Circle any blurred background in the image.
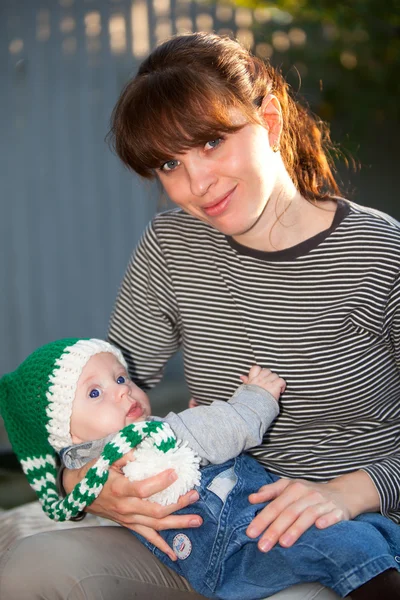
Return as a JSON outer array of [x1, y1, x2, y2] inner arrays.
[[0, 0, 399, 506]]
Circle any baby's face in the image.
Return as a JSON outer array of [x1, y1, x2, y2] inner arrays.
[[70, 353, 151, 444]]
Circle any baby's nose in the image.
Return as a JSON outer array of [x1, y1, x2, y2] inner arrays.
[[115, 382, 130, 400]]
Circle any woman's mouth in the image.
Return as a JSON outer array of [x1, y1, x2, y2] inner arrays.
[[126, 402, 144, 420], [203, 186, 237, 217]]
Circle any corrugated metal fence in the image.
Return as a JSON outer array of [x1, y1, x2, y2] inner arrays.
[[0, 0, 271, 445], [0, 0, 264, 376]]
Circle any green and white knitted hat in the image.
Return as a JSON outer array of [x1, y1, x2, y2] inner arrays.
[[0, 338, 198, 521]]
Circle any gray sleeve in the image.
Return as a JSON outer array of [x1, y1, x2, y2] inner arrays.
[[61, 434, 116, 469], [163, 384, 279, 465]]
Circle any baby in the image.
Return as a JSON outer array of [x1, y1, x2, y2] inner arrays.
[[1, 338, 399, 600], [61, 344, 283, 507], [0, 338, 282, 519]]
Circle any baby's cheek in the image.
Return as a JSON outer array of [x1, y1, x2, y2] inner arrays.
[[94, 412, 120, 437]]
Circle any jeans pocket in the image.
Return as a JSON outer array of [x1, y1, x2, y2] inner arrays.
[[207, 466, 238, 503]]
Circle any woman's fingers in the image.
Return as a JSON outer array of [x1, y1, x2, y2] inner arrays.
[[90, 476, 202, 525], [67, 453, 204, 538], [130, 524, 177, 561], [108, 489, 201, 521], [114, 467, 179, 500], [87, 467, 201, 522], [277, 501, 342, 549], [257, 496, 334, 551], [315, 508, 344, 529], [248, 478, 291, 506], [94, 496, 203, 530], [127, 509, 203, 532], [247, 478, 350, 552], [246, 479, 292, 538], [112, 449, 137, 472], [247, 479, 307, 538]]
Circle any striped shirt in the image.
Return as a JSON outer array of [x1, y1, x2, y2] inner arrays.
[[108, 199, 400, 523]]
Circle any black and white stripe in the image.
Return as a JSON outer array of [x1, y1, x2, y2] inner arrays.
[[108, 200, 400, 522]]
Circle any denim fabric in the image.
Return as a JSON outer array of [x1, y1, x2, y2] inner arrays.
[[133, 454, 400, 599]]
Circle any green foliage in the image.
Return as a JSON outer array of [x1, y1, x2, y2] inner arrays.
[[235, 0, 400, 140]]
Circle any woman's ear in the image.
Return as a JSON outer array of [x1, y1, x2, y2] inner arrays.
[[260, 94, 283, 151]]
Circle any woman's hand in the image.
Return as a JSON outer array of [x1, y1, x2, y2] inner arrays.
[[63, 451, 202, 561], [246, 470, 380, 552]]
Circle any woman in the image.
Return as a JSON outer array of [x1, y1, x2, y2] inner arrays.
[[1, 32, 399, 600]]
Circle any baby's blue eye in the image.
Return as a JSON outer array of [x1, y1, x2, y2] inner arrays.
[[116, 376, 126, 384], [89, 388, 100, 399]]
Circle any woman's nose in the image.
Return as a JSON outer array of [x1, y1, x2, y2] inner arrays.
[[187, 158, 216, 197]]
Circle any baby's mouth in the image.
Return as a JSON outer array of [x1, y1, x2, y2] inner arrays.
[[126, 401, 144, 419]]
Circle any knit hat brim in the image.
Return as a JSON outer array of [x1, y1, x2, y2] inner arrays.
[[46, 339, 127, 451]]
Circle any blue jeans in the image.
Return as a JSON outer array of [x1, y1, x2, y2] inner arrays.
[[134, 455, 400, 599]]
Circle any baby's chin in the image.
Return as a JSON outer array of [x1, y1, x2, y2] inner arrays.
[[125, 415, 147, 424]]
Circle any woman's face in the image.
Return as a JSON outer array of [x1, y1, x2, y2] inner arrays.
[[156, 116, 283, 242]]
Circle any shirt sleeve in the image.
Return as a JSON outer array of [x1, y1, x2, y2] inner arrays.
[[163, 384, 279, 465], [362, 273, 400, 520], [108, 218, 181, 390]]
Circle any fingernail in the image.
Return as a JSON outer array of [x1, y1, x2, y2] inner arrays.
[[280, 534, 292, 547], [189, 491, 199, 502], [259, 539, 272, 552], [168, 470, 177, 482], [246, 527, 257, 538], [189, 518, 202, 527]]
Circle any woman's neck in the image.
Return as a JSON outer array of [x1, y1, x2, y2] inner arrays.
[[232, 184, 338, 253]]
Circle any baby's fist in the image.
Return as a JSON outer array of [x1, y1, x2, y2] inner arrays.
[[240, 365, 285, 402]]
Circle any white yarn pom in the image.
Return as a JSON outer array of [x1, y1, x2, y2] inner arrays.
[[123, 437, 201, 506]]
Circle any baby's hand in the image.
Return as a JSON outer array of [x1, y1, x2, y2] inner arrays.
[[240, 365, 286, 402]]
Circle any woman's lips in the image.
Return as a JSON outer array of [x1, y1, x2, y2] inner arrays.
[[126, 402, 144, 420], [203, 186, 237, 217]]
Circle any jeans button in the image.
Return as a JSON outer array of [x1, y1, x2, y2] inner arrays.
[[395, 556, 400, 563]]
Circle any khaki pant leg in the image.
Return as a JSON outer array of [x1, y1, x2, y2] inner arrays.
[[0, 526, 205, 600], [0, 525, 343, 600]]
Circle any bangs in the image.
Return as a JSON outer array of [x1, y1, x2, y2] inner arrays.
[[111, 68, 256, 178]]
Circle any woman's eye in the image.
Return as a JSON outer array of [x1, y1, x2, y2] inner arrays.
[[160, 159, 180, 172], [205, 138, 222, 150], [116, 376, 126, 384], [89, 388, 101, 399]]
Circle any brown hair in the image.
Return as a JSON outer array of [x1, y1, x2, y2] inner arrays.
[[108, 32, 340, 200]]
